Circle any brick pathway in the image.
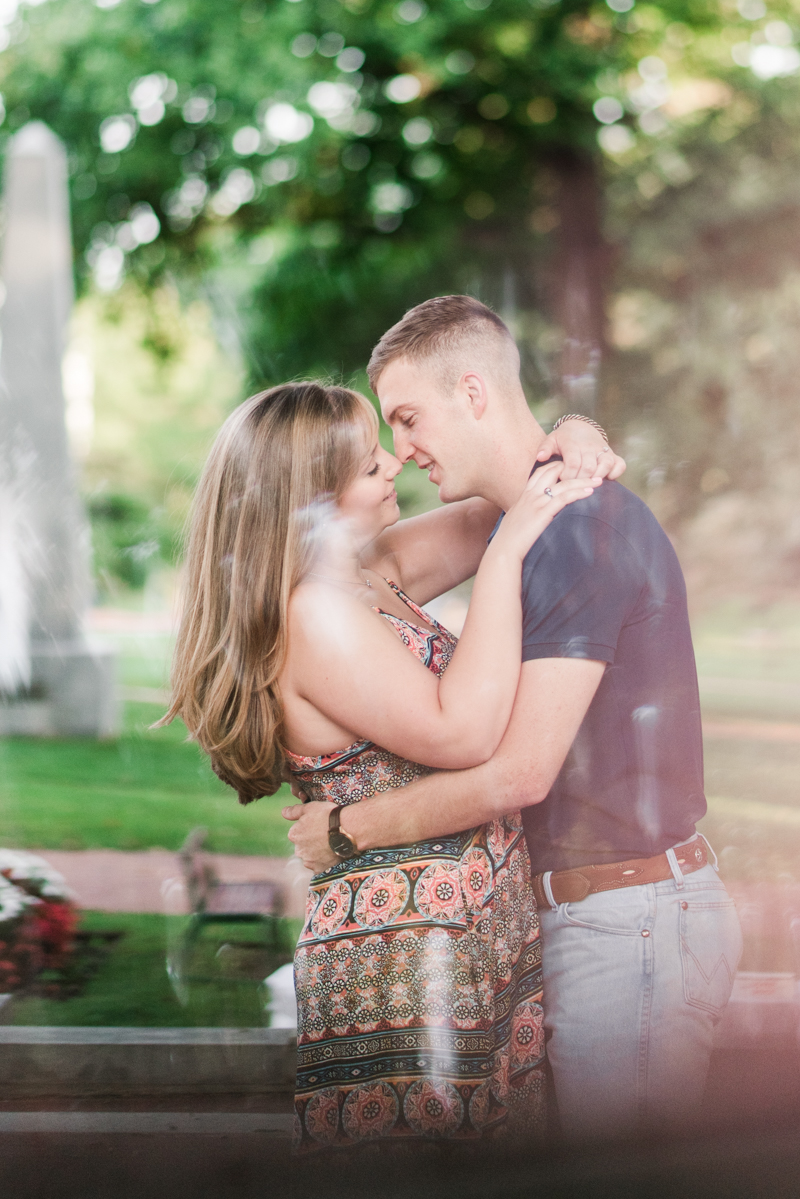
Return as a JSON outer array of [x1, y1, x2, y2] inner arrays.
[[30, 849, 311, 919]]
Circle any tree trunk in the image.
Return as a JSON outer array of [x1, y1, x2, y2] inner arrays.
[[549, 148, 607, 416]]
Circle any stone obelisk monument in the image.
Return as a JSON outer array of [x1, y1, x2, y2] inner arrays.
[[0, 122, 117, 736]]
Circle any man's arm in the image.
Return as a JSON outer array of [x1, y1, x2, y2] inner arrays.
[[285, 656, 605, 871]]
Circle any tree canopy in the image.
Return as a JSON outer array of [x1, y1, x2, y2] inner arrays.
[[4, 0, 794, 383], [6, 0, 800, 598]]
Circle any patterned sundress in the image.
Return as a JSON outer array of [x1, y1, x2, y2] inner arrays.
[[286, 580, 546, 1152]]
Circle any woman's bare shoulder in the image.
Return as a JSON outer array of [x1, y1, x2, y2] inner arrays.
[[287, 578, 374, 650]]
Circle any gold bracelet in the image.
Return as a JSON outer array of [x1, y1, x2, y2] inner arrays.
[[552, 413, 609, 444]]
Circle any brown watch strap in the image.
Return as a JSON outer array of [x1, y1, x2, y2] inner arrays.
[[328, 804, 358, 858]]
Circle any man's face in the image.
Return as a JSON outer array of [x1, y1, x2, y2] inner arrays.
[[377, 357, 479, 504]]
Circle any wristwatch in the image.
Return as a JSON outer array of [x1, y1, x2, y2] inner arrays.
[[328, 805, 358, 860]]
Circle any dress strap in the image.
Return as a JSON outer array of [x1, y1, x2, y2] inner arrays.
[[379, 579, 445, 637]]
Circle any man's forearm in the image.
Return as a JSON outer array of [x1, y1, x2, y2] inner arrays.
[[341, 757, 514, 851], [286, 659, 605, 871], [340, 657, 605, 854]]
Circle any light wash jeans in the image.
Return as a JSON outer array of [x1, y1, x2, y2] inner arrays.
[[537, 852, 743, 1140]]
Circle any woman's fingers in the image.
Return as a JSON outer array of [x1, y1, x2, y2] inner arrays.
[[519, 470, 601, 521], [560, 447, 583, 480], [523, 460, 561, 492], [536, 436, 582, 480], [590, 448, 625, 480], [548, 478, 601, 506], [608, 453, 626, 480], [501, 468, 601, 555], [519, 488, 593, 538], [530, 449, 622, 492], [590, 450, 612, 480], [535, 431, 559, 462], [542, 477, 598, 505]]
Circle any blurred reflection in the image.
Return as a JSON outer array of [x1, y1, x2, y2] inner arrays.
[[690, 605, 800, 1124]]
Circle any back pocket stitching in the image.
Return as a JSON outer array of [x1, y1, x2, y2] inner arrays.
[[680, 903, 740, 1014]]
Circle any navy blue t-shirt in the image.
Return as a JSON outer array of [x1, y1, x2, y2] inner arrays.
[[497, 468, 706, 875]]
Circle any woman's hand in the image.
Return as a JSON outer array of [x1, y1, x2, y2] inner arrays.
[[492, 461, 601, 561], [537, 419, 626, 481]]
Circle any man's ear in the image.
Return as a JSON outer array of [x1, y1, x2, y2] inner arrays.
[[459, 371, 488, 420]]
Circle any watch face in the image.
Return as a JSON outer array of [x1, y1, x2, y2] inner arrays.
[[329, 830, 357, 858]]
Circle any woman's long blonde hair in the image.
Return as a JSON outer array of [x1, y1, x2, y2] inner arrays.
[[161, 382, 378, 803]]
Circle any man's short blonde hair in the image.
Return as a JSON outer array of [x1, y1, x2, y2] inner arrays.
[[367, 295, 519, 394]]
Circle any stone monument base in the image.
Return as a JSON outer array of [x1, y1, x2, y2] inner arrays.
[[0, 640, 118, 737]]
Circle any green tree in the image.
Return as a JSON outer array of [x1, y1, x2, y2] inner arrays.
[[0, 0, 772, 392], [7, 0, 800, 590]]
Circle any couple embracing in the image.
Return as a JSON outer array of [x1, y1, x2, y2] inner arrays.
[[167, 295, 742, 1151]]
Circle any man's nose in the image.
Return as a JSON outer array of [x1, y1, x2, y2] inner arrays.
[[392, 429, 414, 464]]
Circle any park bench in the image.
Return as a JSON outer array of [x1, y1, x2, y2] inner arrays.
[[172, 828, 285, 990]]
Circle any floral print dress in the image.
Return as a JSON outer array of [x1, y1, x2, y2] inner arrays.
[[286, 581, 546, 1152]]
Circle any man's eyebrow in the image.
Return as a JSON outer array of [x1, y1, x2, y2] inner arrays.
[[382, 401, 402, 424]]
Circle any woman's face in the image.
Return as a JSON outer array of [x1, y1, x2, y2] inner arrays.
[[337, 436, 402, 545]]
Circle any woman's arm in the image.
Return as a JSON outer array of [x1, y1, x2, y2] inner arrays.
[[363, 497, 501, 607], [365, 419, 625, 605], [287, 465, 600, 771], [285, 659, 606, 872]]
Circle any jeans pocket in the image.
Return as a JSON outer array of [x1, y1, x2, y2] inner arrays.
[[680, 897, 742, 1015], [562, 889, 651, 936]]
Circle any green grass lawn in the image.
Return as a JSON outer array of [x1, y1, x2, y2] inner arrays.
[[1, 601, 799, 863], [8, 911, 298, 1027], [0, 701, 294, 856], [0, 630, 296, 855], [1, 600, 800, 1025]]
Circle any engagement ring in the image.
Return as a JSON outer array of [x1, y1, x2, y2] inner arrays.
[[544, 487, 554, 499]]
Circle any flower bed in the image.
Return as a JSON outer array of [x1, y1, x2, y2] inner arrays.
[[0, 851, 77, 994]]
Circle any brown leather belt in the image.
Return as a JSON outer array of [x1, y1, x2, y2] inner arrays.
[[532, 835, 710, 909]]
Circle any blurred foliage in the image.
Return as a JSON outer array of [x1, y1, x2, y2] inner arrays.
[[0, 0, 776, 371], [8, 911, 297, 1026], [4, 0, 800, 593], [68, 286, 241, 593], [87, 490, 163, 588]]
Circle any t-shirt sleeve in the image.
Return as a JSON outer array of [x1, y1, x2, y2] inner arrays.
[[520, 511, 645, 664]]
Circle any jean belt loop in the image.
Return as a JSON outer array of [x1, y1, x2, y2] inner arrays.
[[541, 871, 559, 912], [698, 833, 719, 873], [665, 846, 685, 890]]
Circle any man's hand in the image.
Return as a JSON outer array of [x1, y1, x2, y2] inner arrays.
[[287, 777, 308, 803], [283, 800, 339, 873], [538, 421, 626, 482]]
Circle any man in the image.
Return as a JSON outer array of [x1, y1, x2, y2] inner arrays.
[[284, 295, 742, 1139]]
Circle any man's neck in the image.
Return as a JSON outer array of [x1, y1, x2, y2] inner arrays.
[[477, 412, 548, 511]]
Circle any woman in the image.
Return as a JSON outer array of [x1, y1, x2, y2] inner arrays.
[[164, 382, 612, 1150]]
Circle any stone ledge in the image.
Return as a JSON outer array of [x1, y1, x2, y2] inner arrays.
[[0, 1027, 296, 1096], [0, 1112, 293, 1135], [0, 1027, 295, 1045]]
